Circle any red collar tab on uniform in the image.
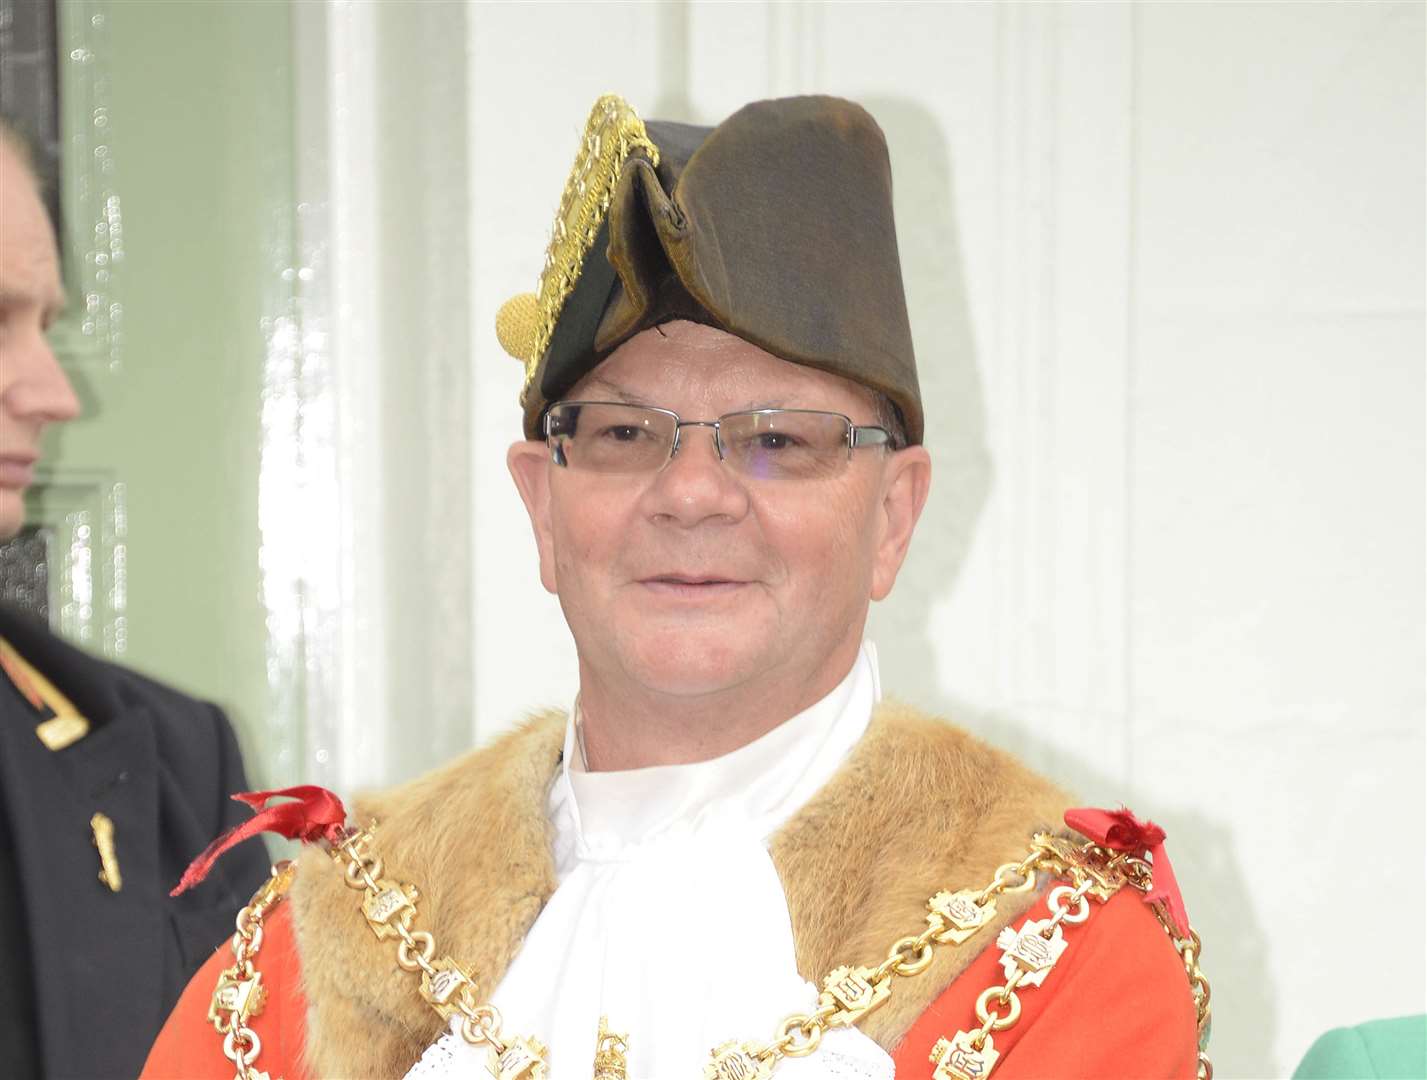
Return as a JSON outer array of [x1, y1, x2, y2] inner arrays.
[[171, 785, 349, 897], [1063, 805, 1190, 938]]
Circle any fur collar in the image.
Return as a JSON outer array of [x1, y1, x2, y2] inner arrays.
[[289, 701, 1070, 1077]]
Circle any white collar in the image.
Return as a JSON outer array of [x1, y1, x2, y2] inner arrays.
[[550, 641, 882, 873]]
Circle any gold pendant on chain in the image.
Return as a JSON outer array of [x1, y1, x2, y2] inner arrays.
[[995, 918, 1066, 987], [483, 1036, 549, 1080], [592, 1016, 629, 1080], [928, 889, 997, 944], [703, 1041, 773, 1080], [931, 1030, 1000, 1080]]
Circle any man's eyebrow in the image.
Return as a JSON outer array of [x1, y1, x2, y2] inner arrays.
[[578, 379, 656, 406], [574, 383, 800, 414]]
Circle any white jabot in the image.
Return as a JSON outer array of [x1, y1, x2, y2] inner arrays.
[[405, 642, 894, 1080]]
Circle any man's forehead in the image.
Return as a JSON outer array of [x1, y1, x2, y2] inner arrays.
[[573, 323, 858, 408], [0, 146, 63, 305], [574, 374, 799, 414]]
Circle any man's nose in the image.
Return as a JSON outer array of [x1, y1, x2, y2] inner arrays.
[[2, 334, 82, 426], [639, 423, 750, 526]]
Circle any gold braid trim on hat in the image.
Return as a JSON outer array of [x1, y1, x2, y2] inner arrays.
[[495, 95, 660, 404], [209, 829, 1212, 1080]]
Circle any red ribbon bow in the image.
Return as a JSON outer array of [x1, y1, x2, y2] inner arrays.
[[171, 785, 349, 897], [1062, 805, 1190, 937]]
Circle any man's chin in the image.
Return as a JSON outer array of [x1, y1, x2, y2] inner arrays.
[[0, 491, 26, 542], [617, 635, 769, 700]]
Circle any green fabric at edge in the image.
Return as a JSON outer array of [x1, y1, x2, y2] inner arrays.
[[1292, 1015, 1427, 1079]]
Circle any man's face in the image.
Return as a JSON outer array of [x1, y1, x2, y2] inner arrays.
[[509, 321, 930, 708], [0, 139, 79, 539]]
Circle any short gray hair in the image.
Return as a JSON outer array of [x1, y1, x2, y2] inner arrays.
[[872, 391, 908, 450]]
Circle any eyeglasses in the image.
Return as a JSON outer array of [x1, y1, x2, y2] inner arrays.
[[543, 401, 893, 481]]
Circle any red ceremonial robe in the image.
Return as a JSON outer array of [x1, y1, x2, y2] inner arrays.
[[143, 704, 1201, 1078]]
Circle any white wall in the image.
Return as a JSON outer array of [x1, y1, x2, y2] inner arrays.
[[456, 3, 1425, 1075]]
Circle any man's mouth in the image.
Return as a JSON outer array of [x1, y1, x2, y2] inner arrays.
[[639, 573, 749, 596], [0, 454, 38, 489]]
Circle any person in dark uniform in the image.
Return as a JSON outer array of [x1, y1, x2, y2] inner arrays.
[[0, 119, 271, 1079]]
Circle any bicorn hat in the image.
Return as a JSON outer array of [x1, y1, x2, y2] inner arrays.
[[497, 94, 923, 444]]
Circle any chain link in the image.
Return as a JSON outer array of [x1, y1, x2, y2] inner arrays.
[[208, 860, 295, 1080], [955, 868, 1095, 1058], [328, 827, 526, 1065], [1156, 921, 1214, 1080]]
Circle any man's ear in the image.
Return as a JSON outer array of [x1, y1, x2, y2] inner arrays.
[[507, 440, 559, 595], [870, 446, 932, 601]]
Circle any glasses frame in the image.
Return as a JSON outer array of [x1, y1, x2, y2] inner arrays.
[[542, 401, 893, 476]]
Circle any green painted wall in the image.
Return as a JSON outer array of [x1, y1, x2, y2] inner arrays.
[[47, 0, 295, 783]]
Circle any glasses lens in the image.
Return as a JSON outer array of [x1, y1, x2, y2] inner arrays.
[[547, 403, 673, 473], [720, 411, 850, 480]]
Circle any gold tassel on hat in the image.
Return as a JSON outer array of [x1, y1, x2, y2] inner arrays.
[[495, 292, 540, 370]]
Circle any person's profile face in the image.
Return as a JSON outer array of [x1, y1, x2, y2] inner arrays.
[[0, 140, 79, 539], [509, 320, 922, 705]]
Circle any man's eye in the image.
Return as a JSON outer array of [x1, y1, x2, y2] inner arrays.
[[598, 425, 645, 442], [754, 432, 801, 452]]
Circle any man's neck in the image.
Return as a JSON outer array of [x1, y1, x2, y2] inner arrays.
[[574, 645, 863, 772]]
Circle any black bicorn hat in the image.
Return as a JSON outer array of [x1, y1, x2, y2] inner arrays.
[[497, 94, 923, 444]]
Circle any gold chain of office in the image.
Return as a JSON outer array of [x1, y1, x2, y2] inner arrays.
[[208, 830, 1211, 1080]]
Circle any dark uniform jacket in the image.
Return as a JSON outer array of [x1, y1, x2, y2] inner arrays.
[[0, 606, 270, 1079]]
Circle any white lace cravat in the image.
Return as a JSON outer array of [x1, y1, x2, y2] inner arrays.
[[405, 643, 894, 1080]]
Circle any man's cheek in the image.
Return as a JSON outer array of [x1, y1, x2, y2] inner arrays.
[[554, 530, 610, 591], [765, 501, 860, 562]]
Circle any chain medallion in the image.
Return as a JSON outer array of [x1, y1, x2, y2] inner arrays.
[[931, 1030, 1000, 1080]]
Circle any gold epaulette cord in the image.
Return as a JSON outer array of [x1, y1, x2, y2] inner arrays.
[[212, 831, 1211, 1080]]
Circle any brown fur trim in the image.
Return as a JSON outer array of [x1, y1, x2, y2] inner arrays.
[[770, 699, 1070, 1050], [290, 702, 1070, 1075], [289, 711, 565, 1079]]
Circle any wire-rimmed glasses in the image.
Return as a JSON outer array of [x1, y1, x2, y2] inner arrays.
[[544, 401, 893, 481]]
